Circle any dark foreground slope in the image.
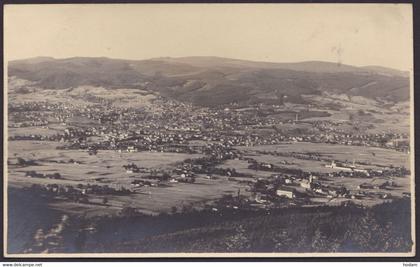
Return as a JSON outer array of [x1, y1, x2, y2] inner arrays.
[[83, 199, 412, 253], [7, 187, 62, 254], [8, 186, 413, 254]]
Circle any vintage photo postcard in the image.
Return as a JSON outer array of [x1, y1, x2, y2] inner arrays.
[[3, 3, 415, 257]]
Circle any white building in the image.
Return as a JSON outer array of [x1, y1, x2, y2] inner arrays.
[[276, 187, 295, 199], [324, 161, 353, 172]]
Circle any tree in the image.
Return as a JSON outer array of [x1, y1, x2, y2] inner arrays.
[[311, 228, 329, 252], [17, 157, 26, 165], [159, 172, 171, 181], [225, 225, 251, 252]]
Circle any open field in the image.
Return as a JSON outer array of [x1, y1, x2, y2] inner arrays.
[[235, 142, 410, 169], [8, 140, 250, 216], [8, 141, 203, 184], [8, 139, 412, 214], [34, 174, 249, 217], [8, 126, 63, 138]]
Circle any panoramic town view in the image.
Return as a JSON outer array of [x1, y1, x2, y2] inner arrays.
[[4, 4, 414, 256], [6, 55, 413, 254]]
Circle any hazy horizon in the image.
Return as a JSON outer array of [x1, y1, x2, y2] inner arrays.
[[4, 4, 413, 71], [7, 55, 409, 72]]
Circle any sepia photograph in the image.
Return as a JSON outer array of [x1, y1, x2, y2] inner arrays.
[[3, 3, 415, 257]]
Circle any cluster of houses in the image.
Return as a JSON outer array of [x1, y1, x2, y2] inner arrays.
[[131, 179, 160, 188], [28, 182, 132, 204], [244, 160, 404, 206], [76, 183, 132, 195], [248, 156, 409, 180], [251, 174, 346, 199], [358, 180, 399, 190], [123, 163, 147, 174], [10, 97, 410, 155]]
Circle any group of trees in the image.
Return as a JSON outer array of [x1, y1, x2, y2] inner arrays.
[[25, 171, 62, 179], [74, 198, 412, 253]]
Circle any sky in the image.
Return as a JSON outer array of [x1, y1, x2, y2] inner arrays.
[[4, 4, 413, 70]]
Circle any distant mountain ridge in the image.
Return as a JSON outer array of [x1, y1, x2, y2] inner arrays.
[[153, 56, 380, 73], [11, 56, 409, 75], [8, 56, 410, 106]]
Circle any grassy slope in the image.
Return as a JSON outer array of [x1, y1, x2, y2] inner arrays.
[[8, 57, 410, 106]]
